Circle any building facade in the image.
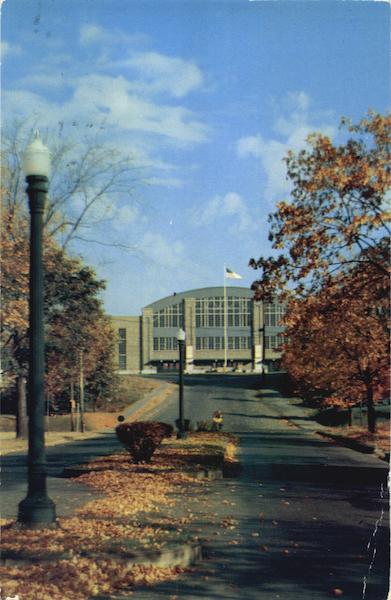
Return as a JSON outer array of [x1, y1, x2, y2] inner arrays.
[[110, 287, 285, 374]]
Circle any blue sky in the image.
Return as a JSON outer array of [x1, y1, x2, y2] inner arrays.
[[2, 0, 390, 315]]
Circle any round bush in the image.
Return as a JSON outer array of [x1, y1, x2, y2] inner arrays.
[[115, 421, 173, 464]]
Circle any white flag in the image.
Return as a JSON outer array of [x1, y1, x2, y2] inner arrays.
[[225, 267, 242, 280]]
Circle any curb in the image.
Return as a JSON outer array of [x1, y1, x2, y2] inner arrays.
[[192, 467, 223, 481], [316, 430, 389, 462], [63, 464, 224, 480], [317, 430, 375, 454], [0, 541, 202, 570]]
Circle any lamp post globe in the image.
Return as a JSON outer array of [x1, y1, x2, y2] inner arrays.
[[176, 328, 186, 439], [17, 131, 57, 528], [22, 131, 51, 178]]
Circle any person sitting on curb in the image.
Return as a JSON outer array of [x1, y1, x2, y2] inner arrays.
[[212, 410, 223, 431]]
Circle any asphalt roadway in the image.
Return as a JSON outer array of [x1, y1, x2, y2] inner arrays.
[[122, 373, 390, 600], [1, 374, 389, 599]]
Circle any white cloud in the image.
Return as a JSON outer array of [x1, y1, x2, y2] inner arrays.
[[4, 73, 209, 145], [80, 24, 107, 45], [237, 92, 337, 204], [193, 192, 255, 232], [73, 74, 209, 143], [126, 52, 204, 98], [79, 24, 149, 47], [138, 232, 186, 269], [116, 205, 139, 225], [237, 134, 291, 202], [1, 41, 22, 59], [146, 176, 183, 188], [16, 72, 70, 90]]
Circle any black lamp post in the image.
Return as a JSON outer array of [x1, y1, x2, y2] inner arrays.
[[177, 328, 186, 439], [17, 132, 56, 528]]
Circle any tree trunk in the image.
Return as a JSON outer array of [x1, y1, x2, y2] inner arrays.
[[367, 384, 376, 434], [79, 351, 85, 433], [70, 380, 75, 432], [16, 376, 28, 439]]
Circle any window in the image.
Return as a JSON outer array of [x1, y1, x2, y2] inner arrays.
[[118, 328, 127, 369], [196, 296, 252, 328], [153, 304, 183, 328], [264, 304, 285, 327], [195, 336, 251, 350], [153, 337, 179, 351], [265, 335, 283, 350]]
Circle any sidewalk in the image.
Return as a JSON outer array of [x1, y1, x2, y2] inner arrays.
[[0, 381, 175, 457]]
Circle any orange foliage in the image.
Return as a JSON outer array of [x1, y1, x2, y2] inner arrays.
[[250, 112, 391, 302], [1, 203, 117, 407], [282, 261, 389, 431]]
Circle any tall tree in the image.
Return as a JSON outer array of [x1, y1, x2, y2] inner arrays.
[[2, 119, 140, 250], [1, 205, 118, 412], [250, 112, 390, 301], [250, 112, 390, 431], [282, 258, 389, 432]]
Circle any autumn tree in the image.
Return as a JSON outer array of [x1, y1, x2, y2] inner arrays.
[[250, 112, 390, 431], [1, 209, 30, 389], [1, 118, 133, 414], [282, 256, 389, 432], [250, 112, 390, 300], [1, 205, 118, 414]]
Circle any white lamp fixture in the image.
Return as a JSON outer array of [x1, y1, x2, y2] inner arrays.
[[22, 131, 51, 178], [177, 328, 186, 342]]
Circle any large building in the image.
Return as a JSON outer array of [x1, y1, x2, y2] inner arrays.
[[110, 286, 285, 374]]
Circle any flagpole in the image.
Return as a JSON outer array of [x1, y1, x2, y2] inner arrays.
[[223, 264, 228, 371]]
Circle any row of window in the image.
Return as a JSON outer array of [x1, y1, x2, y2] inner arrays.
[[195, 297, 252, 328], [118, 328, 286, 368], [196, 336, 251, 350], [152, 299, 285, 329], [153, 304, 183, 328], [153, 337, 179, 351], [118, 328, 127, 369], [264, 334, 286, 350], [264, 304, 285, 327], [152, 336, 252, 352]]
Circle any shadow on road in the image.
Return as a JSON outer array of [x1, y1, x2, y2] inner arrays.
[[134, 510, 388, 600], [224, 411, 314, 421]]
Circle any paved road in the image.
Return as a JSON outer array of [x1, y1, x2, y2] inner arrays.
[[127, 374, 390, 600], [0, 431, 124, 518], [1, 374, 389, 599]]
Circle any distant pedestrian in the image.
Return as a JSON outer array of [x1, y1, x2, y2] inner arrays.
[[212, 410, 223, 431]]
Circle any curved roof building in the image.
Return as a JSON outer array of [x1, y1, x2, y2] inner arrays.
[[110, 286, 285, 374]]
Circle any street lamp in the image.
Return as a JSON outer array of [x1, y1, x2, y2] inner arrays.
[[176, 328, 186, 439], [17, 132, 57, 528]]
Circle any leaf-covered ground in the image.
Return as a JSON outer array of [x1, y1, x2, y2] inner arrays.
[[322, 423, 390, 455], [0, 432, 237, 599]]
